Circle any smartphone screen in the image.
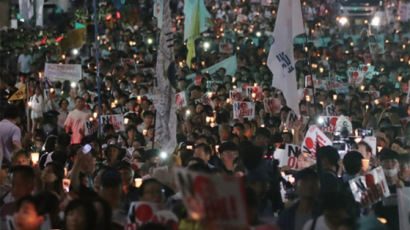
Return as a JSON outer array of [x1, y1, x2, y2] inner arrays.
[[82, 144, 92, 154]]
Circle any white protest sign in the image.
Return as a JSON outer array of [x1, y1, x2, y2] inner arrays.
[[301, 125, 333, 160], [263, 97, 282, 114], [176, 91, 187, 109], [285, 111, 298, 130], [85, 120, 98, 136], [219, 43, 234, 54], [274, 144, 300, 170], [229, 89, 243, 103], [325, 104, 337, 116], [174, 167, 249, 229], [363, 136, 377, 157], [233, 101, 255, 120], [125, 202, 178, 230], [348, 166, 390, 205], [398, 187, 410, 230], [101, 114, 125, 132], [44, 63, 82, 82], [318, 116, 338, 132]]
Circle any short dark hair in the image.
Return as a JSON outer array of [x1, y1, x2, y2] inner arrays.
[[100, 167, 122, 188], [195, 143, 212, 155], [4, 104, 20, 119], [139, 178, 163, 197], [219, 141, 238, 153], [343, 151, 363, 175], [17, 195, 47, 216], [316, 146, 340, 168], [11, 165, 35, 181], [358, 141, 372, 154], [65, 199, 97, 230]]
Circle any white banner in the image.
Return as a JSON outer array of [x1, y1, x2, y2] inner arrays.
[[267, 0, 304, 115], [44, 63, 82, 82], [233, 101, 255, 120], [229, 89, 243, 103], [301, 125, 332, 160], [174, 167, 249, 228], [101, 114, 125, 132]]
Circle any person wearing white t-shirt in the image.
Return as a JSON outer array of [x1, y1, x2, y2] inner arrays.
[[29, 86, 45, 133], [64, 97, 91, 144]]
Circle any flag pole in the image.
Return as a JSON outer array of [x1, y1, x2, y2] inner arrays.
[[304, 26, 317, 115], [93, 0, 102, 137]]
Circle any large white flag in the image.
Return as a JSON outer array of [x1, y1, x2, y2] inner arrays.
[[153, 0, 177, 153], [267, 0, 304, 115]]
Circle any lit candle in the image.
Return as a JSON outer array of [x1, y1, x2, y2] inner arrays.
[[31, 152, 40, 165], [134, 178, 143, 188]]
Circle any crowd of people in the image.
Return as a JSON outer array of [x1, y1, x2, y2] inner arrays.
[[0, 0, 409, 229]]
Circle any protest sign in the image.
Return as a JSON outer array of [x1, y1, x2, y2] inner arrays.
[[126, 202, 178, 230], [274, 144, 300, 170], [85, 120, 98, 136], [348, 167, 390, 204], [174, 167, 248, 229], [317, 116, 338, 132], [233, 102, 255, 120], [44, 63, 82, 82], [301, 125, 332, 159], [304, 75, 327, 89], [363, 136, 377, 158], [325, 104, 336, 116], [327, 81, 349, 94], [176, 91, 187, 109], [101, 114, 125, 132], [229, 89, 243, 103], [285, 111, 298, 130], [219, 43, 234, 54], [347, 65, 377, 86], [263, 97, 282, 114], [398, 187, 410, 230]]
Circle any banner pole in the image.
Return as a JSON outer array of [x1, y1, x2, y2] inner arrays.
[[93, 0, 102, 137]]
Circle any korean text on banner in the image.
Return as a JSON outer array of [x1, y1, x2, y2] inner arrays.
[[44, 63, 82, 82], [348, 166, 390, 205], [267, 0, 304, 115], [126, 201, 178, 230], [101, 114, 125, 133], [174, 167, 249, 229], [233, 101, 255, 120]]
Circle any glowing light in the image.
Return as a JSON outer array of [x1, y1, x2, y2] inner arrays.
[[256, 31, 262, 37], [203, 41, 210, 50], [71, 48, 79, 56], [147, 38, 153, 45], [70, 82, 76, 88], [371, 16, 380, 26], [338, 16, 348, 26], [160, 151, 167, 159]]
